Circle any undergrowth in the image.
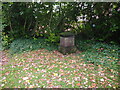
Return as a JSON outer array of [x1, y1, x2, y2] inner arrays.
[[76, 39, 120, 72], [9, 38, 119, 72], [9, 38, 58, 54]]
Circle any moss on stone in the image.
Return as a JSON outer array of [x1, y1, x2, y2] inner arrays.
[[60, 32, 74, 37]]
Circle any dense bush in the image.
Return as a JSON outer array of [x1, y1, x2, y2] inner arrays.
[[45, 33, 60, 43], [2, 2, 120, 50]]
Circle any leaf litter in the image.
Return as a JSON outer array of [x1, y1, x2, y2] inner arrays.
[[1, 49, 119, 88]]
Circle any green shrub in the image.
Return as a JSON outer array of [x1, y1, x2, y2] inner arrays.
[[9, 38, 58, 54], [45, 33, 60, 43], [0, 32, 14, 51]]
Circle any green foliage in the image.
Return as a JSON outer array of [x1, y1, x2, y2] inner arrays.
[[83, 2, 120, 42], [45, 33, 60, 43], [0, 2, 13, 50], [76, 39, 120, 71], [9, 38, 58, 54], [1, 33, 9, 50], [2, 2, 120, 51]]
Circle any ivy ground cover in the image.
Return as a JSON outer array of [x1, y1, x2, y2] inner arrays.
[[1, 48, 119, 88]]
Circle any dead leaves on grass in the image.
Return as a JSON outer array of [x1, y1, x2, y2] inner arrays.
[[1, 49, 119, 88]]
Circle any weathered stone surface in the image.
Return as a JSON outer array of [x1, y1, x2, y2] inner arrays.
[[59, 46, 77, 55], [59, 32, 76, 54], [60, 36, 74, 47]]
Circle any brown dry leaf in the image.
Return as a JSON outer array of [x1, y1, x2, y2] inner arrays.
[[91, 83, 97, 87], [76, 83, 81, 86], [5, 71, 10, 75]]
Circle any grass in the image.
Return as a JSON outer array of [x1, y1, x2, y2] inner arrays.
[[1, 38, 120, 88]]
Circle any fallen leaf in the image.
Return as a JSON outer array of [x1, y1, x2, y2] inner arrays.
[[92, 83, 96, 87], [76, 83, 81, 86]]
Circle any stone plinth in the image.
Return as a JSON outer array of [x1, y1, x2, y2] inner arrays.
[[59, 32, 76, 55], [60, 36, 74, 47]]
